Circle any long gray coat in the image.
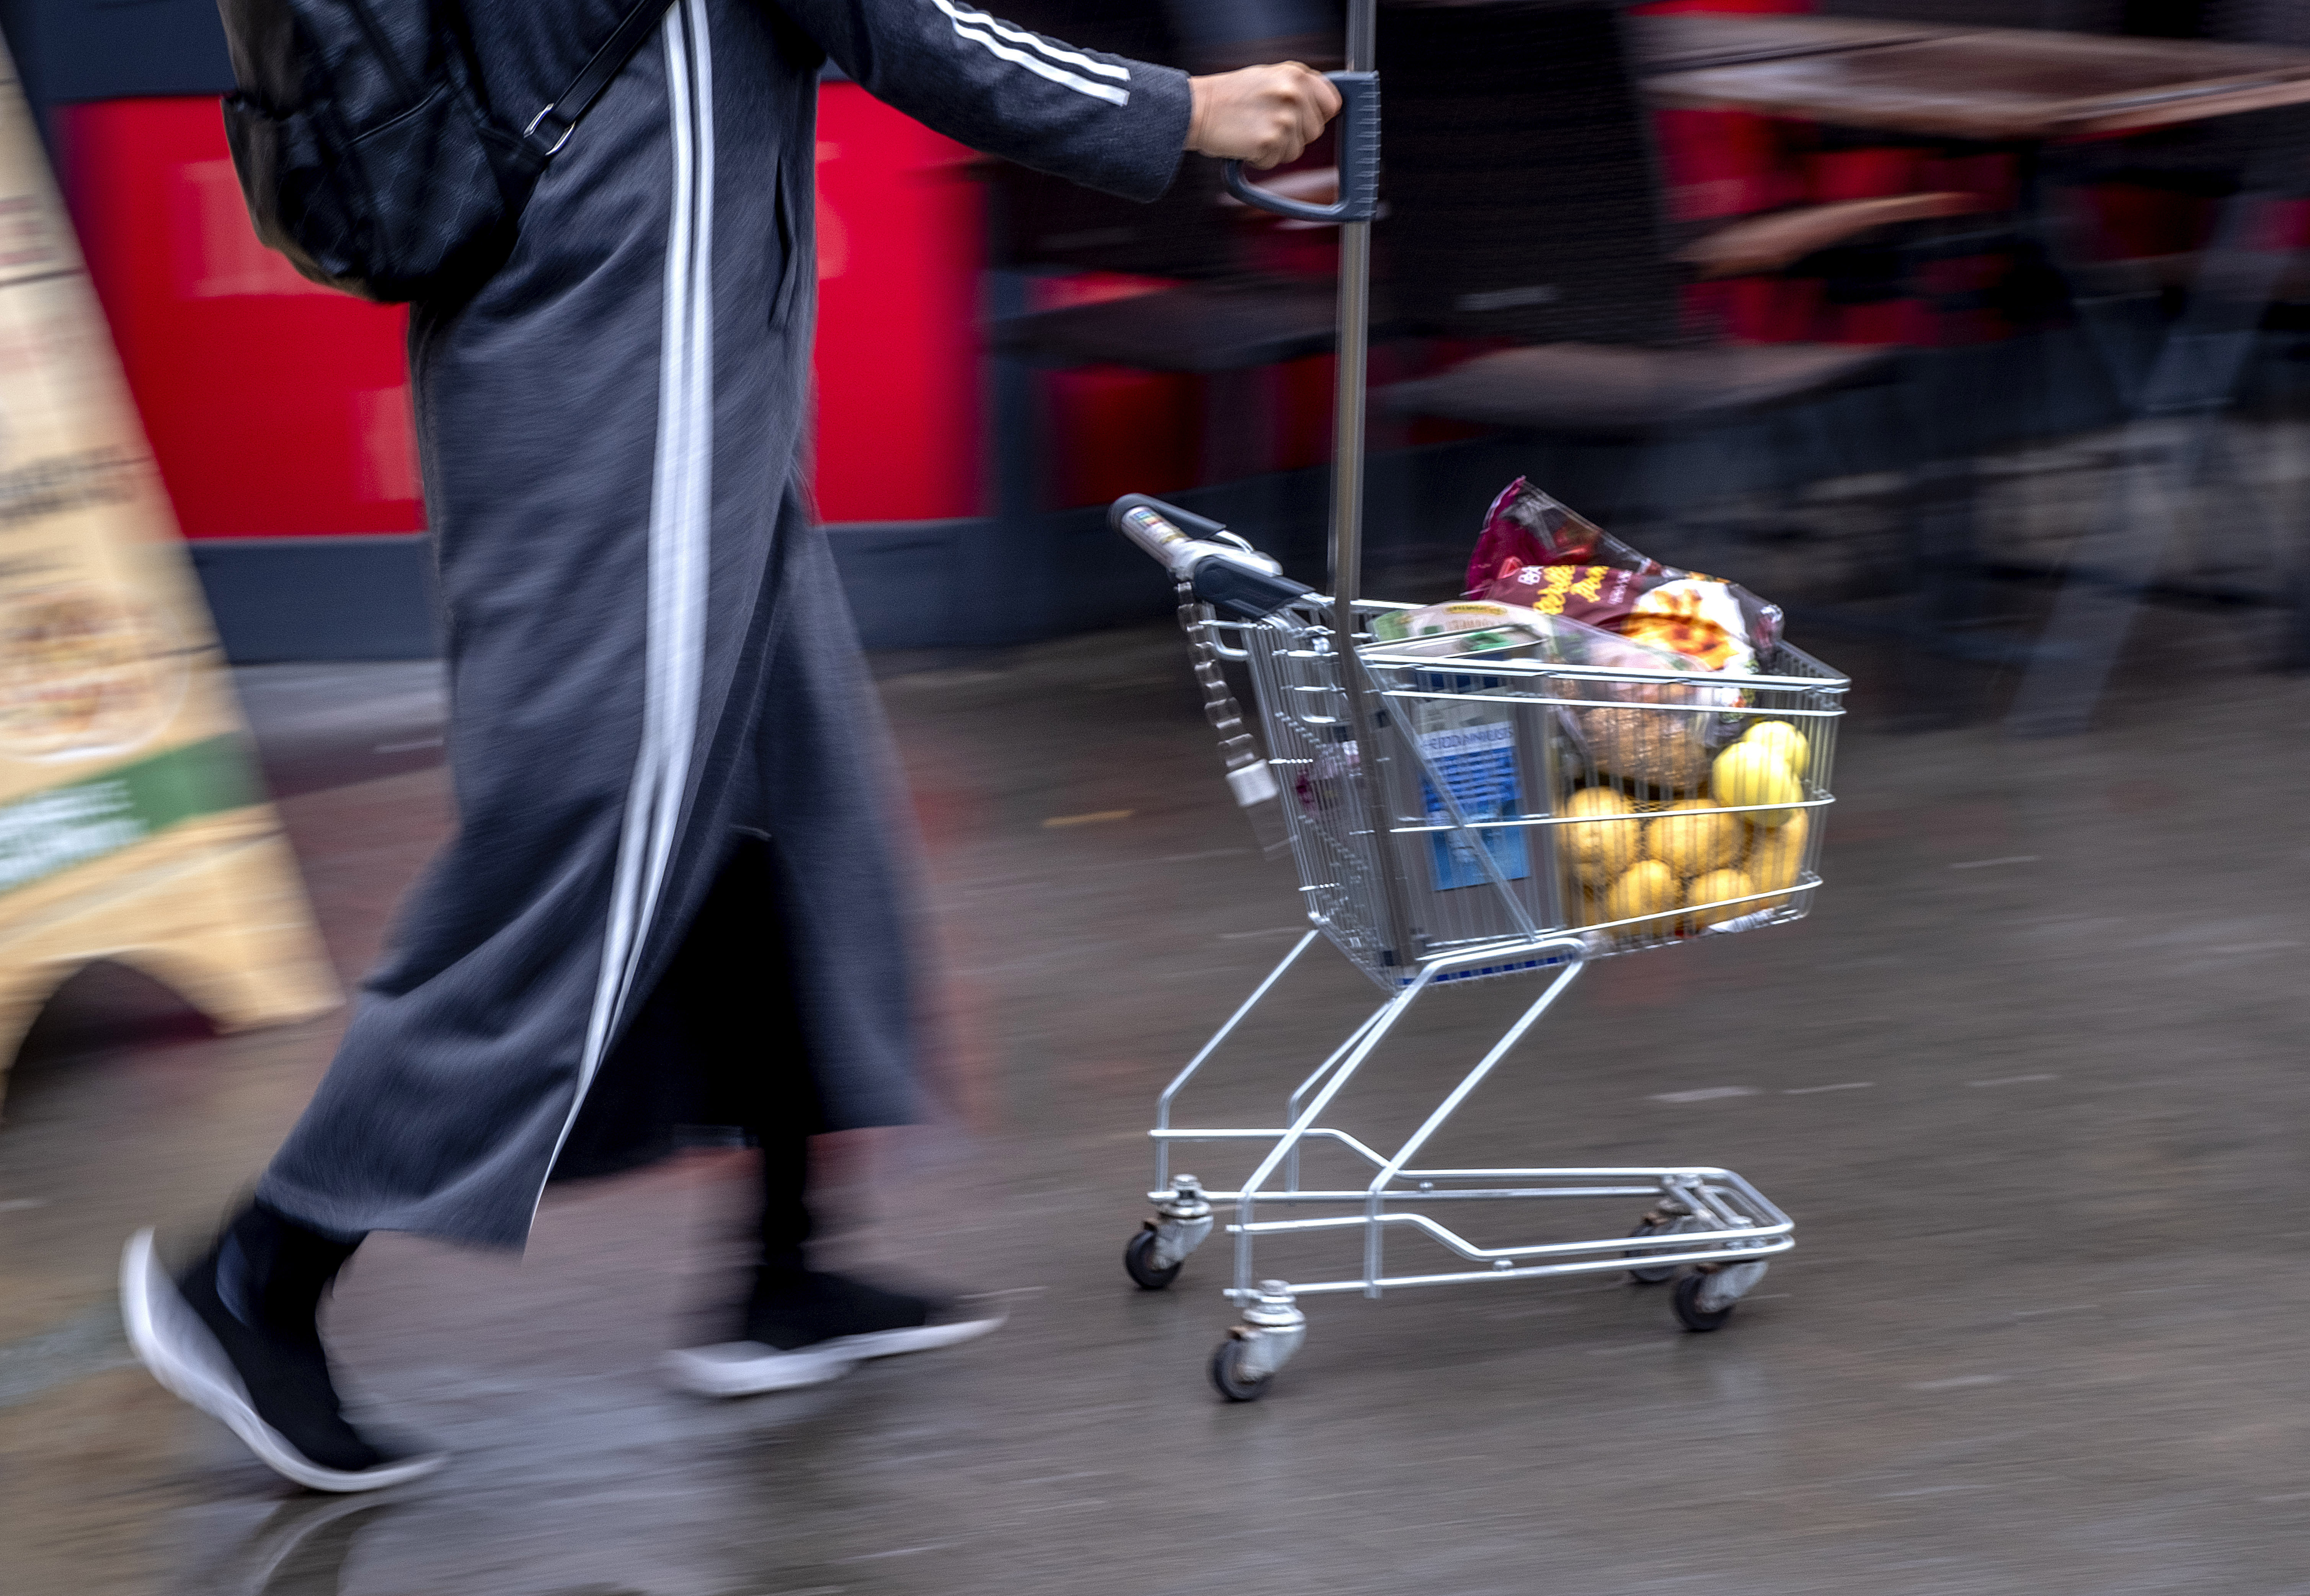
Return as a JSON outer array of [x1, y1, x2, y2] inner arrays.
[[256, 0, 1190, 1247]]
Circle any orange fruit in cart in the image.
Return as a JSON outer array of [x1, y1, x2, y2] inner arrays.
[[1739, 719, 1810, 777], [1745, 809, 1809, 909], [1711, 742, 1802, 827], [1685, 867, 1757, 928], [1604, 859, 1680, 936], [1558, 786, 1641, 886], [1644, 798, 1742, 877]]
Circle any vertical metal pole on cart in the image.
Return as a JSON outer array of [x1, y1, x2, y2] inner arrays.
[[1223, 0, 1410, 1299], [1329, 0, 1375, 631], [1323, 0, 1419, 1067], [1224, 0, 1411, 961]]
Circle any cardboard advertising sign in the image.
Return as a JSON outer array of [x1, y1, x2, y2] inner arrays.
[[0, 41, 338, 1111]]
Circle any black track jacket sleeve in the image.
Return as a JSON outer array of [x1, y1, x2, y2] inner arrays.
[[774, 0, 1193, 201]]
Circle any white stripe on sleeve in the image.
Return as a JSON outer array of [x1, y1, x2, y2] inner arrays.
[[927, 0, 1128, 78], [928, 0, 1130, 104]]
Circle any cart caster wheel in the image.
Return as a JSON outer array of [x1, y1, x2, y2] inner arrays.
[[1210, 1337, 1272, 1402], [1124, 1228, 1184, 1291], [1672, 1270, 1737, 1332], [1625, 1213, 1696, 1284]]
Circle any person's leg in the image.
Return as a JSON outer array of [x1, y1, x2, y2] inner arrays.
[[176, 1206, 368, 1452], [123, 7, 750, 1484], [119, 1204, 446, 1490], [732, 1035, 932, 1351], [663, 846, 1001, 1398], [753, 1071, 813, 1285]]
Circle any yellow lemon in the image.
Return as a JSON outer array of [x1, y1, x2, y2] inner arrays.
[[1711, 742, 1802, 828], [1558, 786, 1642, 887], [1604, 859, 1681, 936], [1645, 798, 1742, 877], [1567, 886, 1605, 927], [1685, 867, 1757, 928], [1744, 809, 1809, 909], [1740, 720, 1810, 777]]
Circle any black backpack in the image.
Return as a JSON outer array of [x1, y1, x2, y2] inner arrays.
[[217, 0, 673, 303]]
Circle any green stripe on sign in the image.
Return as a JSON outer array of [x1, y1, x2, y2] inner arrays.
[[0, 736, 259, 896]]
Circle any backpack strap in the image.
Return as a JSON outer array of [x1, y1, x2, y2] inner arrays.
[[521, 0, 683, 157]]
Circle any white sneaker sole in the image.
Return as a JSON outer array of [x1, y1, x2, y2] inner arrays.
[[119, 1229, 446, 1494], [665, 1314, 1006, 1399]]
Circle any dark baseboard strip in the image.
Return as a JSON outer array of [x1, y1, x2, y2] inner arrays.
[[188, 535, 444, 664], [184, 513, 1192, 663], [183, 455, 1458, 664]]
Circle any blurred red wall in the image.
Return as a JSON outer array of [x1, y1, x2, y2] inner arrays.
[[56, 82, 988, 539], [811, 82, 983, 523], [56, 98, 423, 540]]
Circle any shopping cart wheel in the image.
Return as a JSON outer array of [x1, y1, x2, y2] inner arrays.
[[1624, 1213, 1699, 1285], [1672, 1270, 1737, 1332], [1124, 1229, 1184, 1291], [1210, 1338, 1272, 1402]]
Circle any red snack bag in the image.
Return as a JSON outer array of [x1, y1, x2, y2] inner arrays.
[[1466, 477, 1670, 588], [1463, 478, 1783, 674]]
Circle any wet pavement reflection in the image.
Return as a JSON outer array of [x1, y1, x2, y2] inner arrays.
[[5, 616, 2310, 1593]]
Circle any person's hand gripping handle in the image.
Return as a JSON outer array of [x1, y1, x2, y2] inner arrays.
[[1186, 62, 1342, 171], [1186, 64, 1376, 227]]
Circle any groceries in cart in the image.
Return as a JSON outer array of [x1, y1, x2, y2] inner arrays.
[[1364, 477, 1824, 948], [1100, 482, 1834, 1392], [1368, 598, 1721, 676], [1464, 477, 1782, 676]]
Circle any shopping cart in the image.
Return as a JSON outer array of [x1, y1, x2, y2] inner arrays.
[[1107, 2, 1848, 1402]]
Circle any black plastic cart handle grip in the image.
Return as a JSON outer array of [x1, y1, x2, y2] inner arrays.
[[1108, 494, 1312, 622], [1221, 71, 1379, 226], [1108, 493, 1230, 543]]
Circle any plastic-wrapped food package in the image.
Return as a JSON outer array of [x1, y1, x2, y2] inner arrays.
[[1367, 598, 1737, 791], [1366, 601, 1549, 660], [1463, 478, 1781, 677], [1370, 599, 1715, 676]]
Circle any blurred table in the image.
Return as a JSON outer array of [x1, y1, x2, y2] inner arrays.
[[1640, 14, 2310, 732], [1641, 17, 2310, 140], [1629, 13, 1964, 77]]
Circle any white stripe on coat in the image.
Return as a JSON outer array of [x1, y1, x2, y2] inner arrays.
[[539, 0, 717, 1216], [929, 0, 1130, 104], [927, 0, 1128, 78]]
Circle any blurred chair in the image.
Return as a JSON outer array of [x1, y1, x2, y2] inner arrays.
[[1377, 0, 1983, 560], [1816, 0, 2123, 27], [983, 204, 1342, 494], [2002, 0, 2310, 697], [983, 2, 1347, 498], [974, 0, 1241, 286], [1163, 0, 1342, 72]]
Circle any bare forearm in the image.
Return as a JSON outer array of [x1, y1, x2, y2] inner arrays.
[[1185, 62, 1342, 169]]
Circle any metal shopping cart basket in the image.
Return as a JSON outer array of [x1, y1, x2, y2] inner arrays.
[[1105, 2, 1848, 1401]]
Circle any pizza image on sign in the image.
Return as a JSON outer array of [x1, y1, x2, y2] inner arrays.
[[0, 584, 189, 761]]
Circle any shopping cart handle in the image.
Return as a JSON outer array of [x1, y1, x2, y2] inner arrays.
[[1222, 72, 1379, 225], [1191, 558, 1313, 623], [1110, 493, 1230, 545], [1109, 493, 1310, 621]]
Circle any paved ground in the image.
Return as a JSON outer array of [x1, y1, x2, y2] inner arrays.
[[3, 602, 2308, 1595]]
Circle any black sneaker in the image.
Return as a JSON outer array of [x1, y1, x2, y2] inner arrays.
[[664, 1268, 1003, 1398], [120, 1229, 444, 1492]]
